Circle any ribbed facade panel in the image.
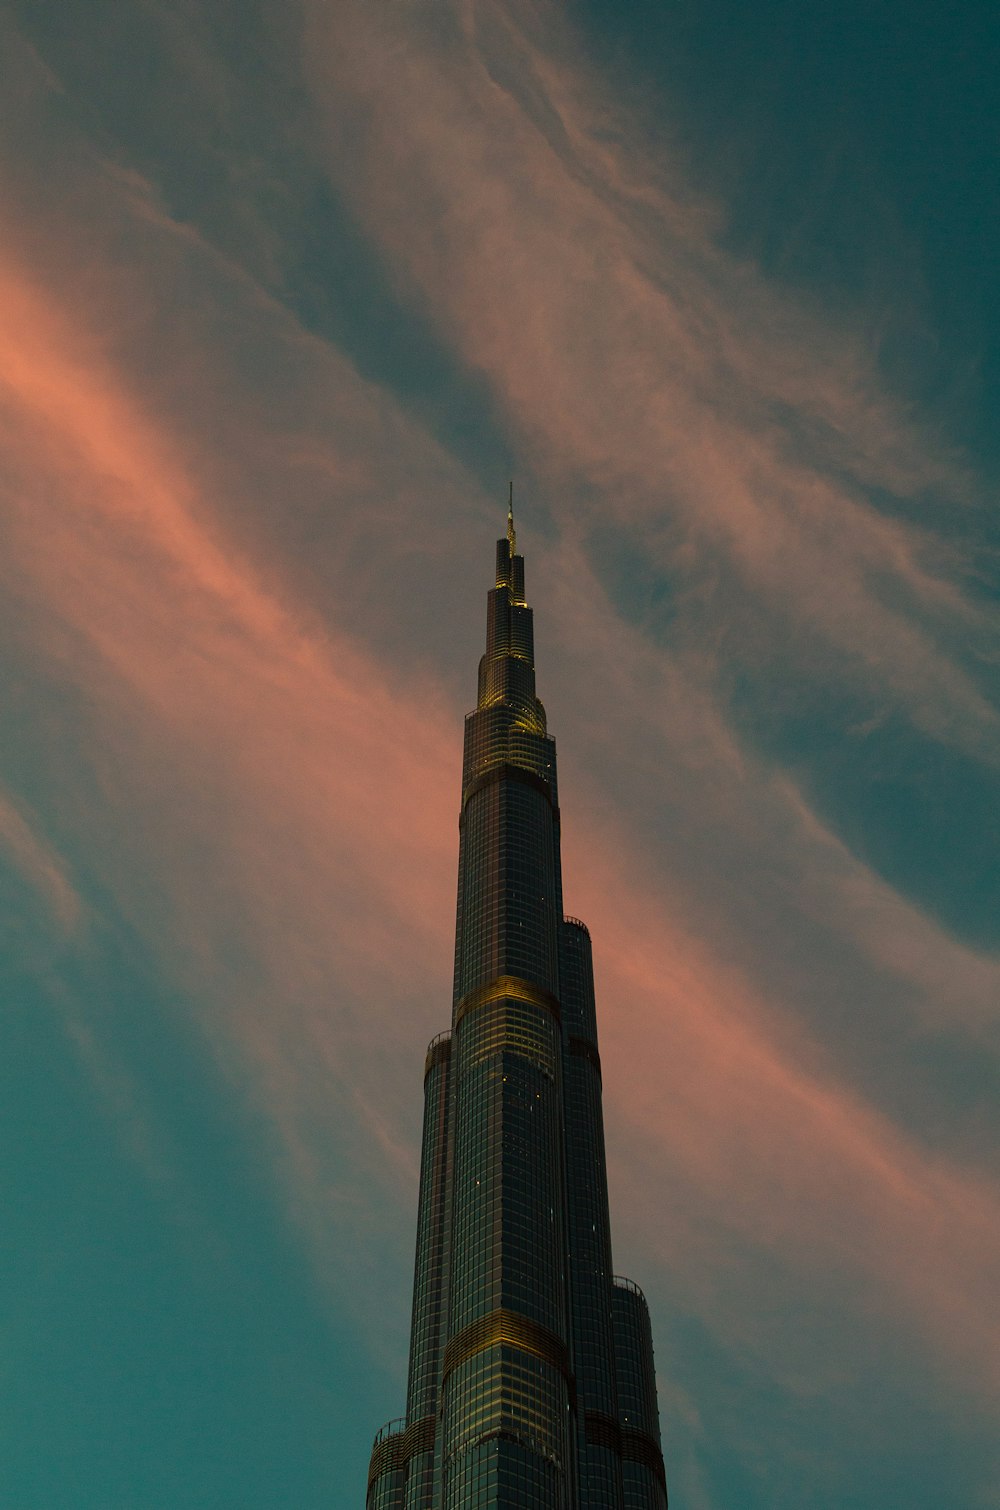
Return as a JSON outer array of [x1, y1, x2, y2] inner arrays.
[[407, 1038, 453, 1422], [365, 516, 666, 1510], [561, 921, 625, 1510], [367, 1423, 406, 1510], [448, 998, 565, 1335], [453, 778, 561, 1002], [611, 1281, 668, 1510]]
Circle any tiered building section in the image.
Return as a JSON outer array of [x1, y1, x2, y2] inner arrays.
[[366, 509, 667, 1510]]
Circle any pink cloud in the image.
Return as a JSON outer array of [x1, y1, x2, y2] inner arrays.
[[0, 232, 468, 1338], [303, 0, 996, 760], [544, 540, 1000, 1055], [566, 812, 1000, 1401]]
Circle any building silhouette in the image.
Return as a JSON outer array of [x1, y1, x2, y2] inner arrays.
[[366, 507, 667, 1509]]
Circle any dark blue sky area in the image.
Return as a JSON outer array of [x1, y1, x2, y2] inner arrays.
[[579, 0, 1000, 451]]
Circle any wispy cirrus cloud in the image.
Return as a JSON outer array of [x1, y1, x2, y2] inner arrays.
[[0, 789, 81, 933], [539, 551, 1000, 1406], [545, 540, 1000, 1065], [303, 0, 997, 760], [0, 136, 495, 1348], [571, 816, 1000, 1401]]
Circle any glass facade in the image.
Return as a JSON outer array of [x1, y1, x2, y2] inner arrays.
[[366, 512, 667, 1509]]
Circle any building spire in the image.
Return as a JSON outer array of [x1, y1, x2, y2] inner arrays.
[[507, 481, 516, 555]]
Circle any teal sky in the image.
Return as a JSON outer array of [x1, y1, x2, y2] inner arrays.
[[1, 3, 998, 1507]]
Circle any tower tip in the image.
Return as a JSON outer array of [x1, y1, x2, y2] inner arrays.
[[507, 481, 516, 554]]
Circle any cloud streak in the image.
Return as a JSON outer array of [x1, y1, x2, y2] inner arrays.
[[0, 196, 475, 1343], [573, 816, 1000, 1400], [0, 789, 81, 933], [304, 0, 997, 760]]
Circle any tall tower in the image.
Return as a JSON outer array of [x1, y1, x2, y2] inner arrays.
[[366, 508, 667, 1510]]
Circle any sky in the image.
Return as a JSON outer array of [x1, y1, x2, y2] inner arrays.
[[1, 2, 998, 1507]]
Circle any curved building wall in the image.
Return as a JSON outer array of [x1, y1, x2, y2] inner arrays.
[[611, 1281, 668, 1510], [367, 1423, 406, 1510], [453, 774, 561, 1002], [401, 1036, 453, 1510]]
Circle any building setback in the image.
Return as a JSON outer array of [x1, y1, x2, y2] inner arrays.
[[366, 508, 667, 1510]]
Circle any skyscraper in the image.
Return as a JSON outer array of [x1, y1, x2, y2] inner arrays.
[[366, 508, 667, 1510]]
